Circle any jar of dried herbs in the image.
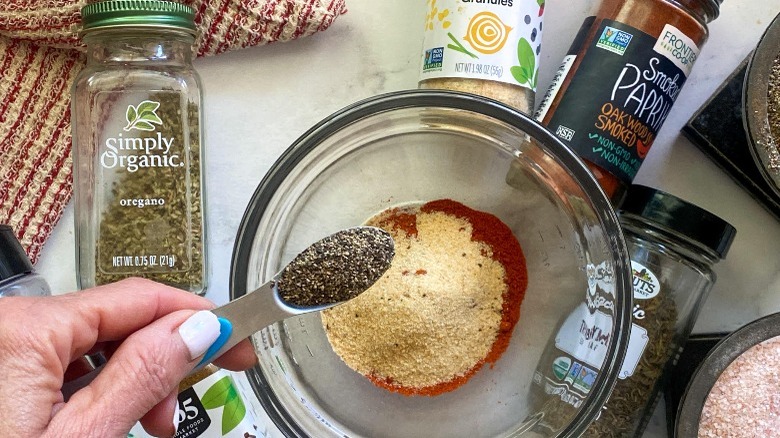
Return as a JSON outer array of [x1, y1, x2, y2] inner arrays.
[[72, 0, 206, 294], [595, 185, 735, 437], [526, 185, 735, 437]]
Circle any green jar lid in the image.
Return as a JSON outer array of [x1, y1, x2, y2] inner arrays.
[[80, 0, 196, 33]]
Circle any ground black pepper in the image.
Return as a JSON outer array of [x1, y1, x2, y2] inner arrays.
[[276, 227, 395, 308]]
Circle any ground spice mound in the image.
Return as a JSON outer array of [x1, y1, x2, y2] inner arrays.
[[321, 199, 527, 396], [698, 335, 780, 437]]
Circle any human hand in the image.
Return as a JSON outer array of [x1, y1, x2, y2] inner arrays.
[[0, 278, 257, 438]]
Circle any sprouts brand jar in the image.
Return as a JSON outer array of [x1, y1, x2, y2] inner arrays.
[[582, 185, 736, 437], [72, 0, 206, 294], [418, 0, 546, 113], [535, 0, 721, 205], [528, 185, 735, 437]]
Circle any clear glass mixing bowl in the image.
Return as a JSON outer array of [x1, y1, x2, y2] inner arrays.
[[230, 90, 632, 438]]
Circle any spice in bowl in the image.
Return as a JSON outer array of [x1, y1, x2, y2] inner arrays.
[[767, 54, 780, 168], [698, 335, 780, 437], [321, 199, 527, 396]]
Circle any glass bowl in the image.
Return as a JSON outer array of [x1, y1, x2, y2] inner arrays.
[[230, 90, 632, 437], [744, 12, 780, 196]]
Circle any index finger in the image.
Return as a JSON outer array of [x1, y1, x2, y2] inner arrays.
[[52, 277, 215, 359]]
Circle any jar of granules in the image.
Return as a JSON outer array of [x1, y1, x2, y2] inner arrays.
[[72, 0, 207, 294], [527, 184, 735, 436], [535, 0, 721, 205], [418, 0, 546, 114]]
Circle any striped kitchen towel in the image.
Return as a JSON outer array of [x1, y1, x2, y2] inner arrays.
[[0, 0, 347, 263]]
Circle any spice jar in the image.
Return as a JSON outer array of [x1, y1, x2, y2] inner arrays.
[[527, 184, 735, 437], [0, 225, 50, 297], [127, 365, 265, 437], [584, 184, 736, 437], [535, 0, 721, 205], [418, 0, 546, 113], [71, 0, 207, 294]]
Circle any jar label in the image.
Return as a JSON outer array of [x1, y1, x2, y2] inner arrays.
[[553, 302, 613, 371], [618, 322, 649, 379], [128, 371, 265, 438], [93, 91, 201, 277], [542, 19, 697, 184], [631, 260, 661, 300], [653, 24, 700, 77], [419, 0, 544, 90]]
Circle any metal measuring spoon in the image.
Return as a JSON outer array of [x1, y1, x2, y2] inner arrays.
[[199, 226, 395, 366]]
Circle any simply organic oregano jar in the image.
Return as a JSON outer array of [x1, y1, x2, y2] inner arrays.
[[71, 0, 207, 294]]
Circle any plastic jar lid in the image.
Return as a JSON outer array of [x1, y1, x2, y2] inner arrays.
[[618, 185, 737, 259]]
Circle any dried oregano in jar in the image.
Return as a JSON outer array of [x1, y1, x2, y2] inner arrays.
[[72, 1, 206, 294]]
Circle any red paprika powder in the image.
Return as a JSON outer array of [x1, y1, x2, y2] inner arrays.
[[367, 198, 528, 396], [535, 0, 721, 205]]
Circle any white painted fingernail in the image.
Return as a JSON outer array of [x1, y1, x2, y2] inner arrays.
[[178, 310, 220, 360], [172, 400, 180, 433]]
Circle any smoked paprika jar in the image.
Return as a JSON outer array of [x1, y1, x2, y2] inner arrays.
[[535, 0, 721, 205]]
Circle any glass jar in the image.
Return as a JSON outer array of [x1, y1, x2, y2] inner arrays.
[[0, 225, 50, 297], [583, 184, 736, 437], [535, 0, 722, 205], [418, 0, 546, 114], [71, 0, 206, 294], [527, 184, 735, 437]]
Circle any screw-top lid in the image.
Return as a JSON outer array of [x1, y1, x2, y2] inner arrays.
[[80, 0, 196, 33], [0, 225, 34, 282], [618, 185, 736, 259]]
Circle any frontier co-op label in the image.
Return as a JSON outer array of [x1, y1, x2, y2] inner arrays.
[[420, 0, 545, 90], [544, 20, 700, 183]]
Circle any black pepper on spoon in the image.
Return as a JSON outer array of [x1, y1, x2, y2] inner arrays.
[[200, 226, 395, 365]]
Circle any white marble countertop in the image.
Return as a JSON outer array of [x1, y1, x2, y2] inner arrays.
[[36, 0, 780, 436]]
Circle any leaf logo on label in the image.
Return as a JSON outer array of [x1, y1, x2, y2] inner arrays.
[[511, 38, 538, 89], [201, 375, 247, 435], [124, 100, 163, 132]]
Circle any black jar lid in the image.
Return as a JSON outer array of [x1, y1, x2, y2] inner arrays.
[[618, 185, 737, 259], [0, 225, 34, 281]]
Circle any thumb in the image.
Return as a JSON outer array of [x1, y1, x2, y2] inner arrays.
[[48, 310, 221, 437]]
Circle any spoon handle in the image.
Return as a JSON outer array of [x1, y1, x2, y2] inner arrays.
[[201, 280, 293, 365]]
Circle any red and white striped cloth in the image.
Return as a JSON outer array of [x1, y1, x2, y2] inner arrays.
[[0, 0, 347, 263]]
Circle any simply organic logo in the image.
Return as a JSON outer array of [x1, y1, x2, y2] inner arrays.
[[124, 100, 163, 131], [101, 99, 184, 172]]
